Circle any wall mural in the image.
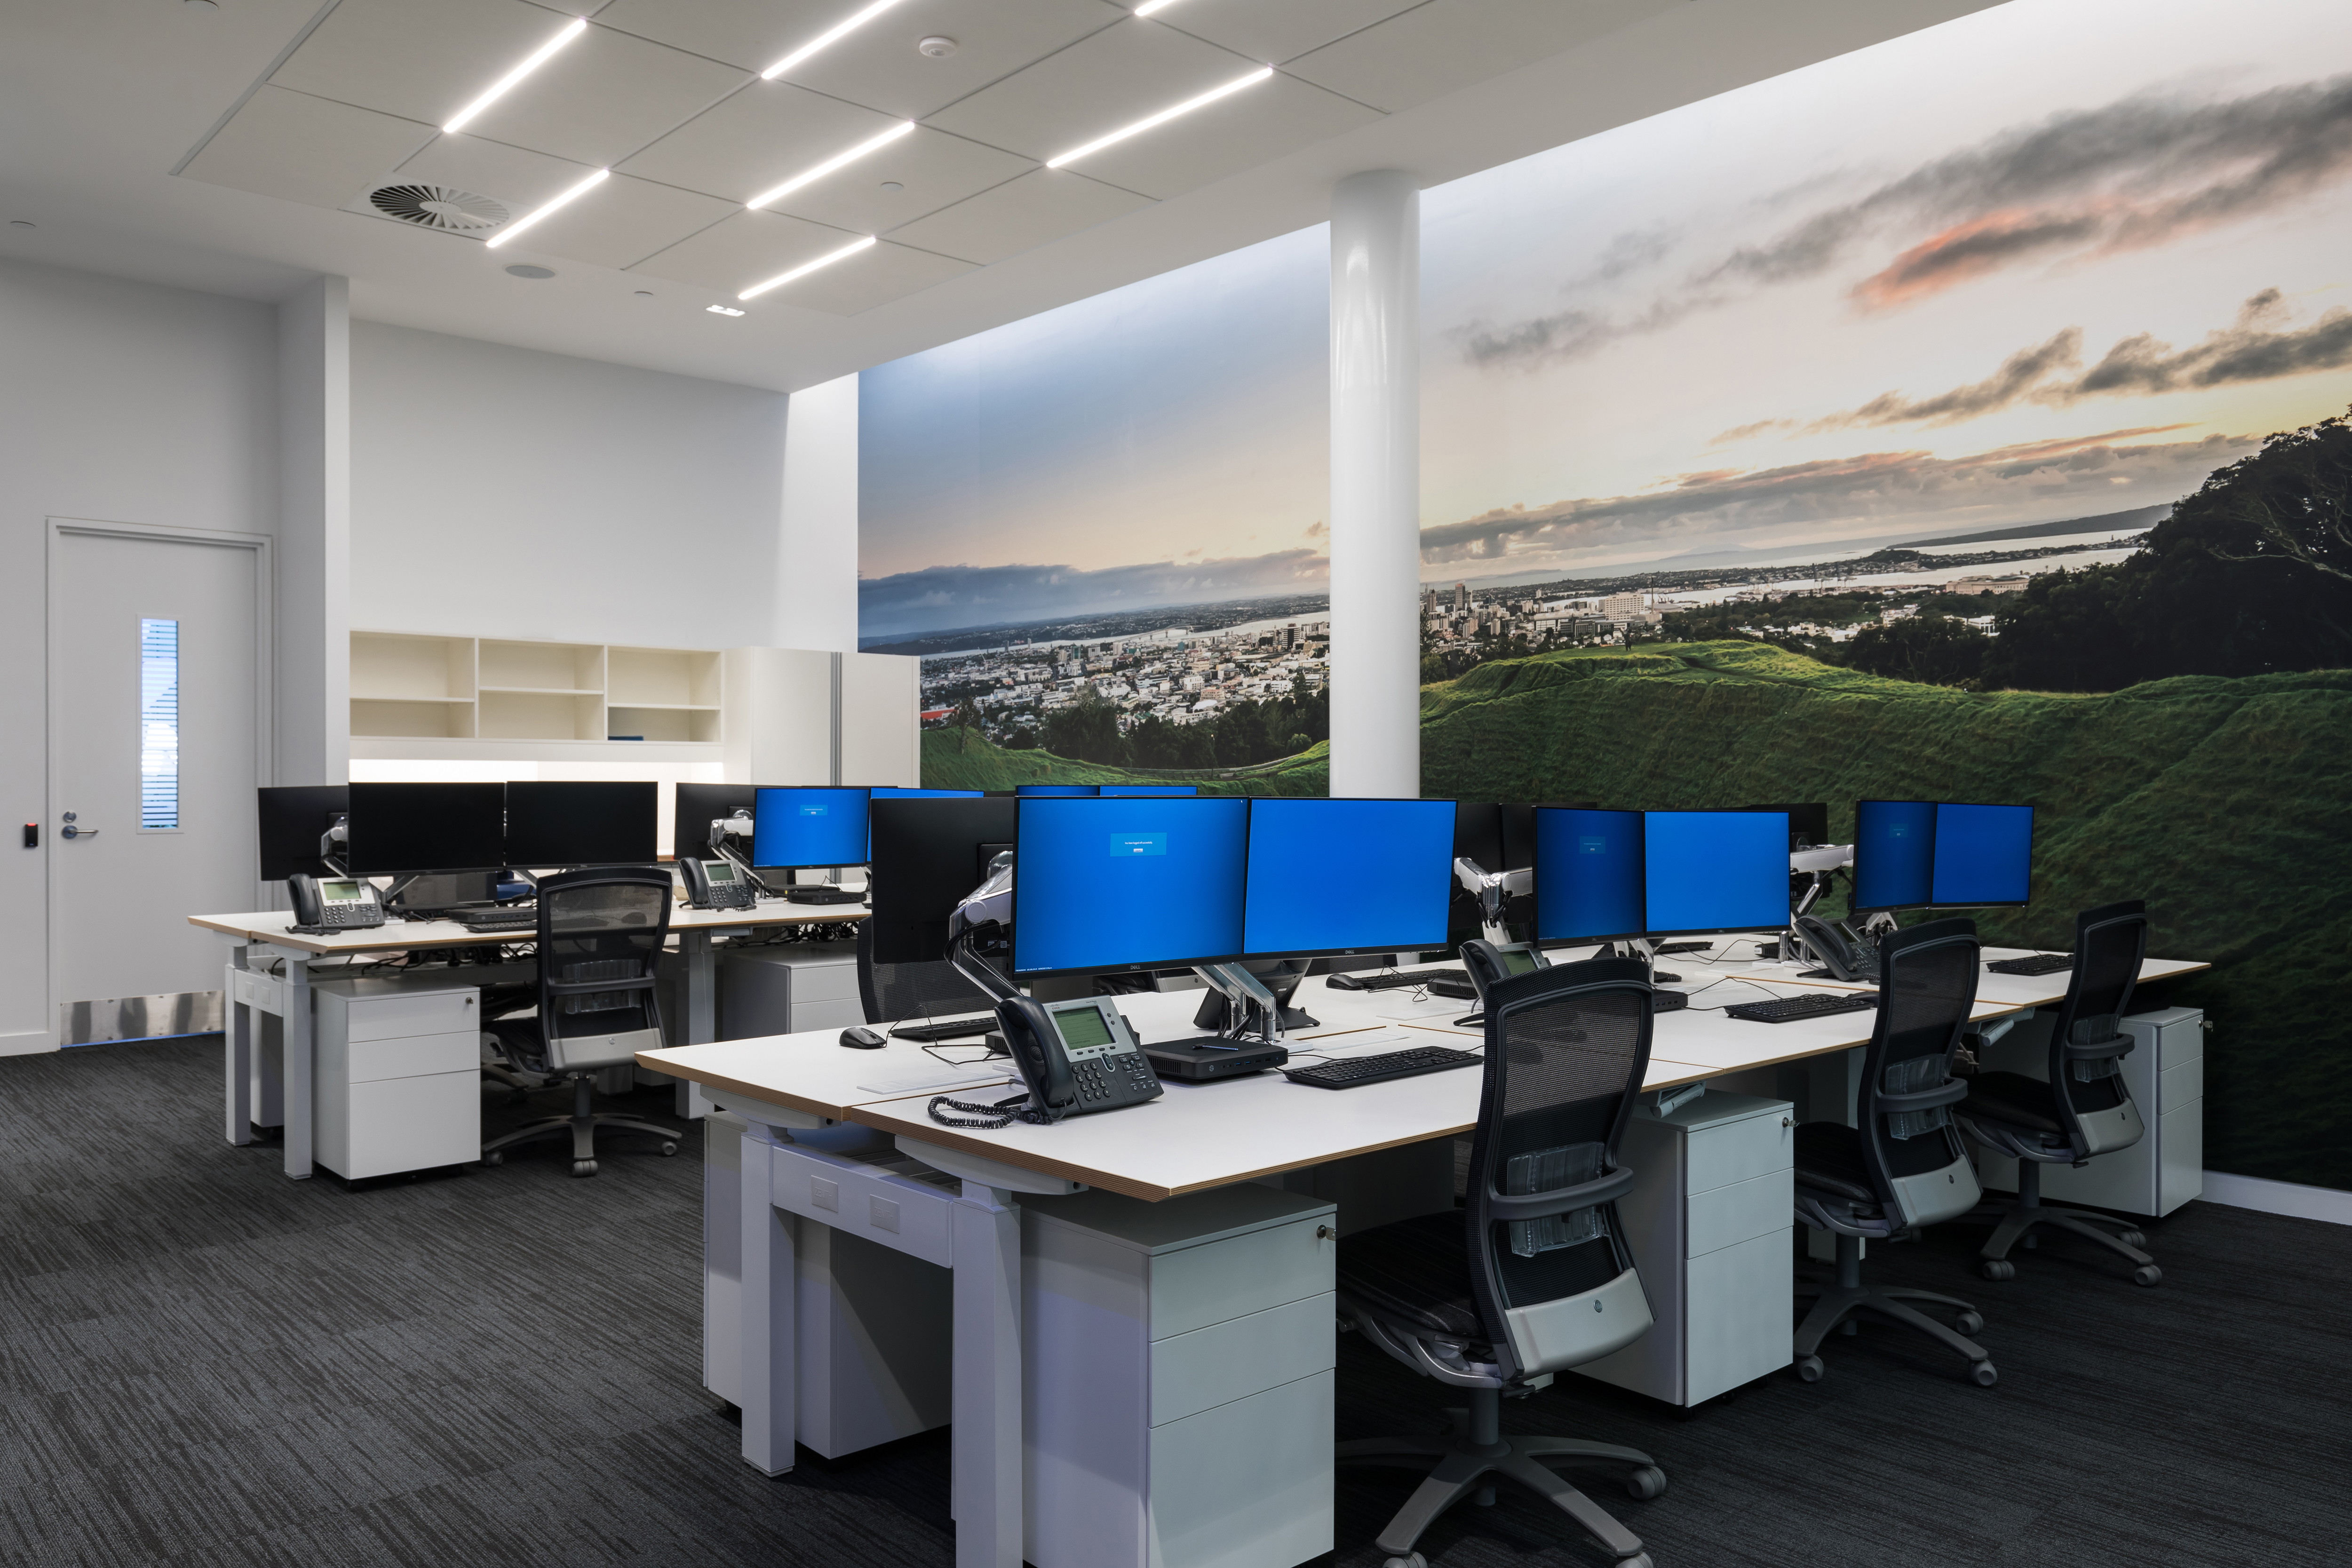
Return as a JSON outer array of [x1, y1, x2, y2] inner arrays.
[[861, 0, 2352, 1189]]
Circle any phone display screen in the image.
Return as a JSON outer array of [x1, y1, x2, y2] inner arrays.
[[320, 880, 362, 902], [1500, 948, 1538, 976], [705, 860, 738, 883], [1050, 1005, 1115, 1051]]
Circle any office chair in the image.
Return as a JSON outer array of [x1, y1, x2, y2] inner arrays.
[[854, 920, 998, 1024], [1792, 917, 1996, 1386], [480, 868, 683, 1178], [1335, 957, 1666, 1568], [1954, 900, 2162, 1286]]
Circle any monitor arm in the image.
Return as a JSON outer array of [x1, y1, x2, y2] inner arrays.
[[946, 852, 1022, 1007], [707, 809, 780, 898], [1191, 963, 1286, 1048], [318, 814, 349, 877], [1785, 843, 1858, 960], [1454, 856, 1534, 944]]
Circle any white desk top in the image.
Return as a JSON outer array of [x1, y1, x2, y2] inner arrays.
[[189, 900, 863, 956], [1727, 946, 2210, 1006]]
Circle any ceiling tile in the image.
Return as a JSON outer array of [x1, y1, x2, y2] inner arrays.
[[758, 240, 975, 316], [620, 80, 900, 203], [776, 0, 1128, 120], [1146, 0, 1421, 65], [388, 134, 595, 210], [181, 85, 437, 210], [492, 172, 739, 271], [1286, 0, 1682, 113], [885, 166, 1151, 263], [591, 0, 846, 74], [459, 24, 751, 168], [269, 0, 580, 129], [923, 18, 1263, 163], [626, 207, 863, 293], [765, 127, 1032, 234], [1057, 70, 1379, 199]]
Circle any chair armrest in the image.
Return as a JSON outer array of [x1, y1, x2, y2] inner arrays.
[[2064, 1036, 2132, 1061], [1484, 1164, 1636, 1221], [1882, 1080, 1969, 1114]]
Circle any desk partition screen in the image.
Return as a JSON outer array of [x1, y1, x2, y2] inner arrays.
[[1643, 810, 1791, 938], [1242, 797, 1457, 961], [503, 780, 657, 867], [752, 787, 872, 869], [1011, 796, 1248, 977], [344, 782, 507, 875]]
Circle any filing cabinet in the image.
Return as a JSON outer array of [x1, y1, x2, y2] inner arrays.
[[719, 940, 866, 1038], [310, 977, 482, 1180]]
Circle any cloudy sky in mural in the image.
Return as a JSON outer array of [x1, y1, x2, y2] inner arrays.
[[860, 0, 2352, 637]]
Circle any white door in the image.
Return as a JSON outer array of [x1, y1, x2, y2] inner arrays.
[[48, 524, 264, 1041]]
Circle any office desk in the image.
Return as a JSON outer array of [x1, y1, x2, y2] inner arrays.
[[1727, 945, 2211, 1002], [189, 901, 864, 1179], [638, 967, 2034, 1568]]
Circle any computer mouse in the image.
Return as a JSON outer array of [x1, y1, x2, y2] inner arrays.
[[839, 1026, 887, 1050], [1326, 972, 1367, 991]]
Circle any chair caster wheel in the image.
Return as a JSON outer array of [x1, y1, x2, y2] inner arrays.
[[1979, 1258, 2016, 1281], [660, 1141, 678, 1157], [571, 1159, 597, 1178], [482, 1151, 503, 1167], [1795, 1355, 1824, 1383], [1624, 1465, 1667, 1500], [1969, 1360, 1999, 1387], [1617, 1555, 1655, 1568], [2133, 1264, 2162, 1287], [1955, 1311, 1984, 1336], [1381, 1554, 1425, 1568], [2118, 1229, 2145, 1247]]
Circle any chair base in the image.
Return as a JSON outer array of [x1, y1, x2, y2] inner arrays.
[[483, 1075, 681, 1177], [1795, 1231, 1996, 1386], [1954, 1160, 2161, 1285], [1338, 1388, 1658, 1566]]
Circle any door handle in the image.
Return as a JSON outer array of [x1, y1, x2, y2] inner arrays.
[[60, 825, 98, 839]]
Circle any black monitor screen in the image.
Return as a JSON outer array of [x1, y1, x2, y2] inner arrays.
[[344, 782, 507, 876], [504, 780, 657, 867], [868, 797, 1018, 965], [257, 785, 349, 881], [673, 783, 755, 863], [1742, 802, 1831, 850]]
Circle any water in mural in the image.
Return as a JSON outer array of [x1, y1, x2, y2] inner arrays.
[[861, 0, 2352, 1186]]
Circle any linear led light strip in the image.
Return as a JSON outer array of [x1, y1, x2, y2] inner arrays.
[[1131, 0, 1186, 14], [445, 16, 587, 135], [763, 0, 912, 80], [739, 235, 876, 300], [1045, 66, 1271, 168], [747, 120, 915, 209], [485, 167, 608, 249]]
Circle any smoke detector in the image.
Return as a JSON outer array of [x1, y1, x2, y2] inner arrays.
[[368, 184, 508, 232], [918, 35, 957, 56]]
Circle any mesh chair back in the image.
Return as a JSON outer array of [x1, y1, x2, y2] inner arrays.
[[2044, 899, 2149, 1146], [856, 921, 998, 1024], [1463, 958, 1652, 1360], [1858, 917, 1980, 1225], [533, 868, 671, 1071]]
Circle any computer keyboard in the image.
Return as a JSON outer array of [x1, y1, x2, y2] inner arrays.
[[1724, 992, 1878, 1024], [889, 1016, 996, 1043], [1356, 968, 1471, 992], [455, 907, 538, 932], [1988, 953, 2075, 976], [1282, 1045, 1480, 1089]]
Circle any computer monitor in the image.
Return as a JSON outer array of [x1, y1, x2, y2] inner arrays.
[[869, 786, 985, 799], [1533, 808, 1646, 943], [503, 780, 658, 867], [1741, 802, 1831, 850], [1641, 810, 1791, 938], [673, 783, 754, 862], [1015, 784, 1098, 796], [1851, 800, 1937, 913], [868, 796, 1017, 965], [256, 785, 349, 881], [1242, 798, 1457, 961], [1930, 802, 2034, 908], [1099, 785, 1198, 797], [1010, 796, 1248, 977], [343, 782, 507, 876], [752, 787, 872, 869]]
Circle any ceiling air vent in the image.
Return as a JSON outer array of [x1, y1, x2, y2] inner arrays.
[[368, 184, 507, 232]]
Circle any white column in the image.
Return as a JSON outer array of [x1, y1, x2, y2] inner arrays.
[[778, 371, 860, 652], [1327, 170, 1421, 800], [276, 274, 350, 786]]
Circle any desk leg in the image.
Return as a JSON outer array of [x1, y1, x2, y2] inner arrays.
[[740, 1123, 796, 1476], [678, 929, 715, 1121], [283, 955, 313, 1179], [224, 946, 251, 1146], [952, 1184, 1022, 1568]]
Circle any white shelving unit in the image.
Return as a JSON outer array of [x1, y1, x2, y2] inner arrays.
[[350, 632, 723, 760]]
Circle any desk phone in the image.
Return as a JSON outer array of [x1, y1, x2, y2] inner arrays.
[[1011, 995, 1163, 1116], [681, 857, 757, 910], [287, 873, 385, 933]]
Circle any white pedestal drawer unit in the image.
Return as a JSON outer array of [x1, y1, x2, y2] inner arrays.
[[310, 977, 482, 1181]]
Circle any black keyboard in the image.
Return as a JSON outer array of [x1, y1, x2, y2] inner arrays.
[[455, 907, 538, 931], [1725, 992, 1878, 1024], [890, 1016, 995, 1043], [1283, 1045, 1481, 1089], [1358, 968, 1471, 992], [1989, 953, 2074, 976]]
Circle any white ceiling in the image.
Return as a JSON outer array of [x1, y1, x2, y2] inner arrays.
[[0, 0, 2006, 394]]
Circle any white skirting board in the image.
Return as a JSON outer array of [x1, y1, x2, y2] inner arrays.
[[2199, 1171, 2352, 1227], [0, 1028, 58, 1057]]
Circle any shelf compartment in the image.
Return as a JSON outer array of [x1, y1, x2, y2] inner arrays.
[[480, 640, 603, 695], [606, 704, 721, 743], [609, 647, 721, 708], [479, 690, 603, 741], [352, 698, 477, 739], [351, 633, 474, 702]]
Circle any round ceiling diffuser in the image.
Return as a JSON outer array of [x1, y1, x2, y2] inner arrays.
[[368, 184, 507, 232]]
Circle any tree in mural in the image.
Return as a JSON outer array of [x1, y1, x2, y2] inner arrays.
[[1843, 612, 1989, 687]]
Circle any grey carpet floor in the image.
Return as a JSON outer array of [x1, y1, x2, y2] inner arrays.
[[0, 1036, 2346, 1568]]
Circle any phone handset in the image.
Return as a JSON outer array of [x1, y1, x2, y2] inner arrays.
[[1460, 938, 1552, 1002], [998, 994, 1079, 1115], [1794, 914, 1870, 982]]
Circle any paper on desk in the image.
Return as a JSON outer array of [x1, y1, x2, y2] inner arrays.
[[1375, 996, 1480, 1023], [856, 1066, 1010, 1096], [1295, 1028, 1417, 1054]]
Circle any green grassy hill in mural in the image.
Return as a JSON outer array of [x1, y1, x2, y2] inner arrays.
[[918, 728, 1329, 795], [1420, 640, 2352, 1188]]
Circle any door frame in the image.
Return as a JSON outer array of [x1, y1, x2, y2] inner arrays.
[[41, 517, 274, 1052]]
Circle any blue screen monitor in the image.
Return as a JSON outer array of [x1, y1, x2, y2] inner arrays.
[[1016, 785, 1098, 796], [1242, 798, 1457, 960], [1011, 797, 1248, 976], [870, 787, 984, 799], [1930, 802, 2034, 907], [1852, 800, 1936, 913], [1099, 785, 1199, 797], [1642, 810, 1791, 938], [752, 787, 872, 869], [1533, 808, 1646, 943]]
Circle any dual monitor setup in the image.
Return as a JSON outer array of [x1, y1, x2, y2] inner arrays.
[[257, 780, 656, 882]]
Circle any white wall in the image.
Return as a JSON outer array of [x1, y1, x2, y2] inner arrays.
[[0, 257, 280, 1047], [349, 323, 789, 651]]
